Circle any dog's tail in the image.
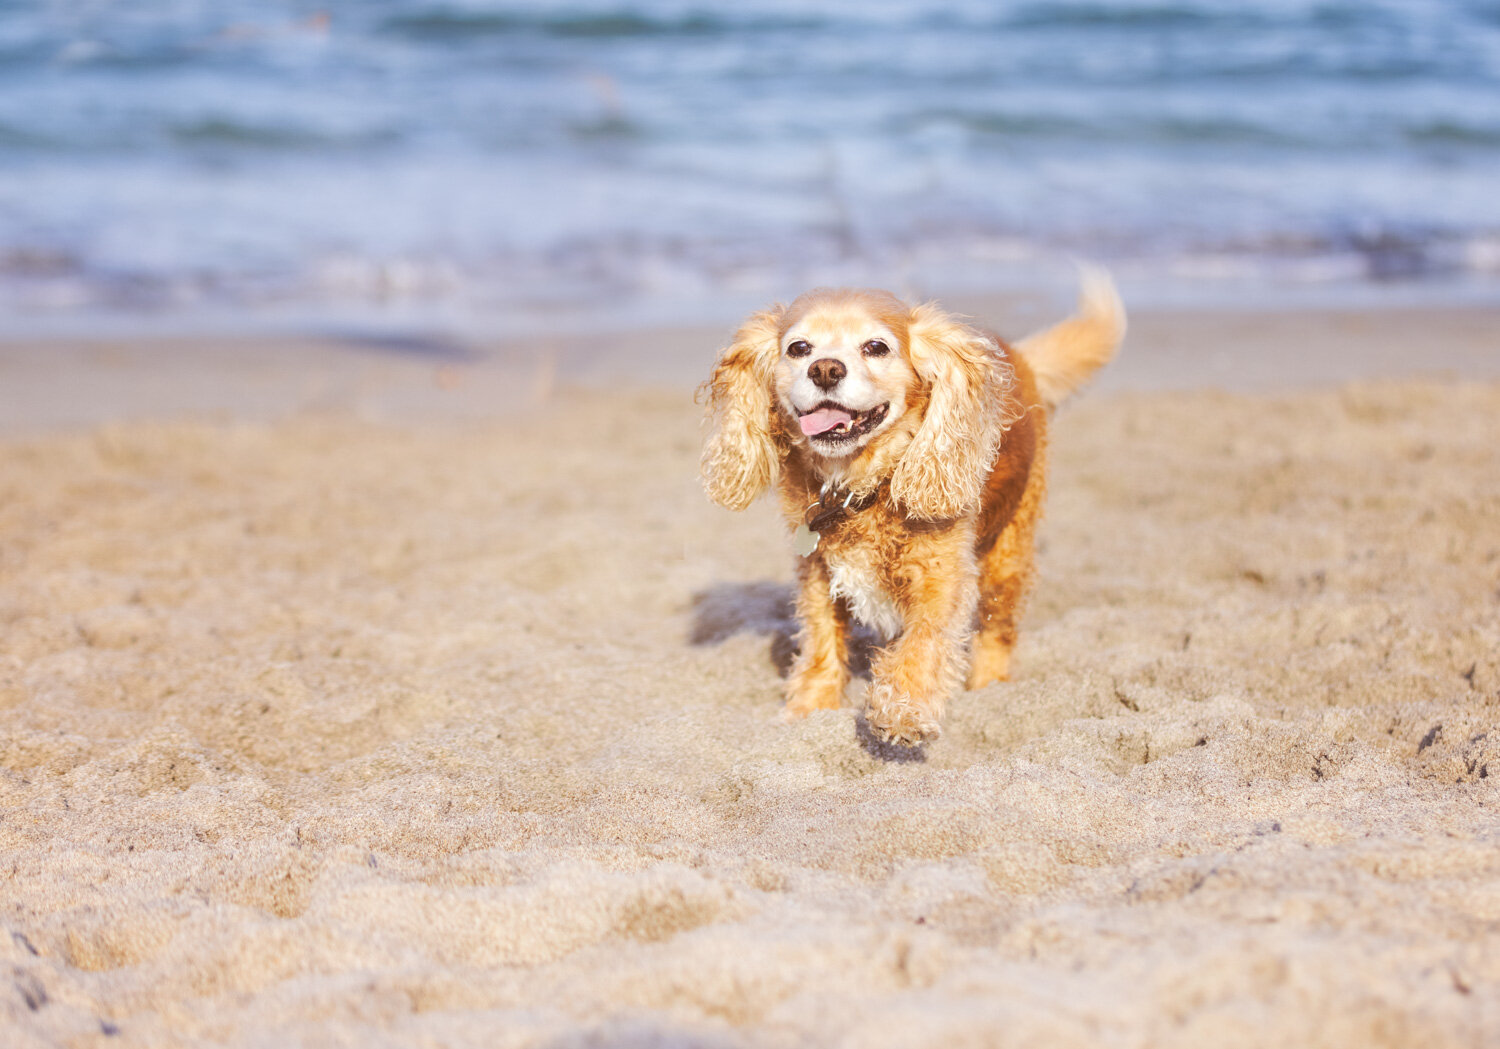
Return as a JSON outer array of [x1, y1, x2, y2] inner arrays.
[[1015, 264, 1126, 410]]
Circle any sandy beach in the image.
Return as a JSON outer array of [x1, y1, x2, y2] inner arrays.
[[3, 303, 1498, 1047]]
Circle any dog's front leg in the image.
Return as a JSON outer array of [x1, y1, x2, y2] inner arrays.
[[783, 556, 851, 719], [865, 558, 978, 744]]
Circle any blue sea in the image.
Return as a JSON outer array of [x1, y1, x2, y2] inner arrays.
[[2, 0, 1498, 332]]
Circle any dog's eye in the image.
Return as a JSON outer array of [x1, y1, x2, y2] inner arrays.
[[786, 340, 812, 358], [863, 339, 890, 357]]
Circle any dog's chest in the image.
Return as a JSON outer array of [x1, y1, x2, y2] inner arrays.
[[824, 548, 903, 640]]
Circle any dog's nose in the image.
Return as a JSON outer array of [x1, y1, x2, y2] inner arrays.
[[808, 358, 846, 390]]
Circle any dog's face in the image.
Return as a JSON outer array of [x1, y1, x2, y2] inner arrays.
[[773, 290, 918, 460], [702, 286, 1013, 519]]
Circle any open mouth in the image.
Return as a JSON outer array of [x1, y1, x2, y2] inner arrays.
[[796, 401, 890, 445]]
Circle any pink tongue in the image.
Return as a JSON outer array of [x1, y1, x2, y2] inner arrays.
[[799, 407, 854, 436]]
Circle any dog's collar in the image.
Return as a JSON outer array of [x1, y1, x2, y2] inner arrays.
[[794, 481, 881, 556], [805, 481, 879, 531]]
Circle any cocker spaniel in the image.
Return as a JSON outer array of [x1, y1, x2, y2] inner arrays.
[[701, 268, 1125, 744]]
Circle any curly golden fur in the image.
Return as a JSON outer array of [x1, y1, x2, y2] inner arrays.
[[702, 269, 1125, 744]]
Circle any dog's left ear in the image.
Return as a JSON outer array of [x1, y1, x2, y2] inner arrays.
[[891, 302, 1016, 520]]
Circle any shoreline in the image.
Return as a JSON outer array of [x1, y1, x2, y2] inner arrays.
[[2, 298, 1498, 436]]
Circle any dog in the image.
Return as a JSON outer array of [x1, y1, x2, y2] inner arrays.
[[699, 268, 1125, 745]]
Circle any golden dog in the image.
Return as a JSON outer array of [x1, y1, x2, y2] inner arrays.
[[701, 269, 1124, 744]]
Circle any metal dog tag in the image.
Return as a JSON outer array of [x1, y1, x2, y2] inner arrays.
[[793, 523, 820, 557]]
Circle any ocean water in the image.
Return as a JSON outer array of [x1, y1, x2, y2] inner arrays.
[[1, 0, 1498, 331]]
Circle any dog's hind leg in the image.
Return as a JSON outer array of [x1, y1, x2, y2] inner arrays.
[[967, 445, 1046, 690], [968, 557, 1031, 688]]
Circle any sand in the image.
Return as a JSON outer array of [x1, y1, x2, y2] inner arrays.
[[2, 305, 1498, 1047]]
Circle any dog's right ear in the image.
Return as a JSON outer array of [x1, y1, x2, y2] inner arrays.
[[699, 305, 787, 510]]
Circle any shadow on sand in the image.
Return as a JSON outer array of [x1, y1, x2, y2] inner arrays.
[[689, 581, 922, 761], [688, 580, 799, 677]]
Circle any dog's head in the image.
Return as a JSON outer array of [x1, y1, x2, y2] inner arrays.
[[701, 288, 1015, 520]]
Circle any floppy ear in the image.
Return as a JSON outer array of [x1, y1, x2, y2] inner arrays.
[[699, 305, 787, 510], [890, 302, 1016, 520]]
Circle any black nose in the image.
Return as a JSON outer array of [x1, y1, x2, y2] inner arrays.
[[808, 358, 846, 390]]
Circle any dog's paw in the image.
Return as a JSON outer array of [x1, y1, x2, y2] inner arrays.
[[864, 685, 941, 745], [854, 715, 927, 762], [867, 711, 940, 746], [966, 641, 1012, 690], [781, 682, 843, 721]]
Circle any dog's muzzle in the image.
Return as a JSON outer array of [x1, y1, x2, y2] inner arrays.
[[797, 402, 890, 444]]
